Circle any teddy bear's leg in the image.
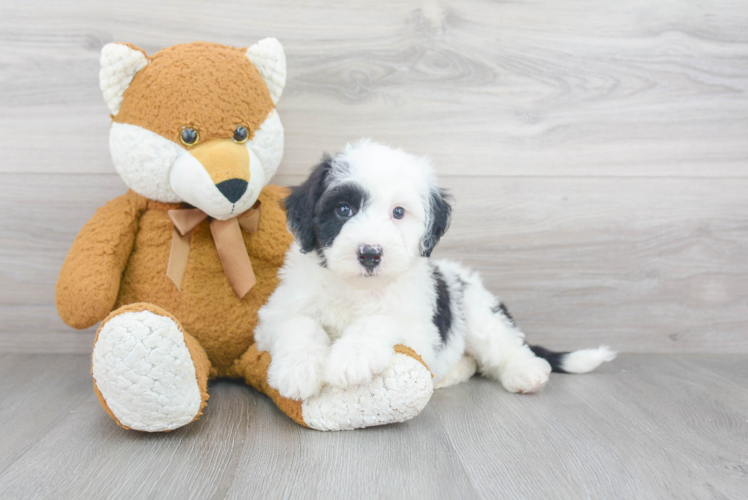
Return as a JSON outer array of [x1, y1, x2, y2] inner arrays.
[[234, 343, 434, 431], [91, 303, 211, 432]]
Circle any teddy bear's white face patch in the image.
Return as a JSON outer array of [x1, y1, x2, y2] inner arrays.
[[110, 122, 183, 203], [248, 109, 284, 182], [109, 109, 284, 219]]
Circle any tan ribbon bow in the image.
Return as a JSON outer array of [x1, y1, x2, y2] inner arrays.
[[166, 201, 262, 299]]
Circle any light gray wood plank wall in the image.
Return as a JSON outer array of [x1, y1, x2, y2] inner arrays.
[[1, 0, 747, 353]]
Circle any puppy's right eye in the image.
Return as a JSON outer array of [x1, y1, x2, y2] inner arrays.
[[180, 127, 200, 147], [335, 204, 353, 218]]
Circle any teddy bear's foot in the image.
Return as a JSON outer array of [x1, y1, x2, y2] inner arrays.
[[92, 303, 211, 432], [236, 344, 433, 431], [303, 345, 434, 431]]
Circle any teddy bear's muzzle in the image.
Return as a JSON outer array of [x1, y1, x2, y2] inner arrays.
[[169, 138, 263, 220], [189, 138, 251, 191]]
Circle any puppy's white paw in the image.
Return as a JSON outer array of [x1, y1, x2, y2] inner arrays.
[[500, 357, 552, 394], [324, 340, 394, 389], [268, 349, 326, 401]]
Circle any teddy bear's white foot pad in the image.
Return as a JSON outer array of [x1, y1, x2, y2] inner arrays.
[[92, 311, 202, 432], [300, 352, 433, 431]]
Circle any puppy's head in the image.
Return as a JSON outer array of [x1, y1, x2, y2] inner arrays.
[[285, 140, 451, 282]]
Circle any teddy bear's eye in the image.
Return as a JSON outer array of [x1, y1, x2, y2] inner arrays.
[[233, 126, 249, 144], [180, 127, 200, 147]]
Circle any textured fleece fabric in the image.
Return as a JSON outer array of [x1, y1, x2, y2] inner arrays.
[[113, 42, 275, 145], [233, 344, 433, 430], [92, 303, 211, 432], [58, 185, 293, 375], [301, 349, 434, 431], [245, 37, 286, 104], [100, 43, 149, 115]]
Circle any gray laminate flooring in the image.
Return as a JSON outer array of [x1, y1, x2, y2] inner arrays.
[[0, 353, 745, 499]]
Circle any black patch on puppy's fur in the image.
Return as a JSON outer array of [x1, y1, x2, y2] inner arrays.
[[315, 248, 327, 267], [315, 182, 368, 249], [528, 345, 570, 374], [284, 156, 333, 253], [432, 268, 453, 346], [284, 155, 368, 255], [422, 189, 452, 257], [491, 302, 515, 326]]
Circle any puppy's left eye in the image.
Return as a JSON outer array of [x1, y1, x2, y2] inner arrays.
[[336, 203, 353, 218], [392, 207, 405, 219]]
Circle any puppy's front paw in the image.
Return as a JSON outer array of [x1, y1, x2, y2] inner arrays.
[[324, 341, 394, 389], [500, 357, 552, 394], [268, 350, 325, 401]]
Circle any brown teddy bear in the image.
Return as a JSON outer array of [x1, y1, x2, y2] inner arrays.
[[55, 39, 433, 432]]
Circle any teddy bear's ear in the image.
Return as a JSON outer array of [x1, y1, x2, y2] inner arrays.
[[246, 38, 286, 105], [99, 43, 149, 115]]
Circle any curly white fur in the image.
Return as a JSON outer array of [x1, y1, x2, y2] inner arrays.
[[256, 140, 615, 402]]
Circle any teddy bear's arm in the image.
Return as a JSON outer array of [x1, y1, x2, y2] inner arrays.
[[56, 190, 146, 329], [248, 185, 294, 266]]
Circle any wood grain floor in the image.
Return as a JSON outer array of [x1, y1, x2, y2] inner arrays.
[[0, 353, 745, 499], [1, 1, 747, 352]]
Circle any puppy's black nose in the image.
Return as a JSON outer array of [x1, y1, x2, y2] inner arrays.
[[216, 178, 248, 203], [357, 245, 382, 270]]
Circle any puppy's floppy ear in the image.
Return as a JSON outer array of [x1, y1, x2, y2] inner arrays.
[[284, 155, 333, 253], [422, 188, 452, 257]]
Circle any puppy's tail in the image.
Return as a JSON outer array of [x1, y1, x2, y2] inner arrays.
[[528, 345, 616, 374]]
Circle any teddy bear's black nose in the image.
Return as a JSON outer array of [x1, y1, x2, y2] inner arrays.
[[216, 178, 248, 203]]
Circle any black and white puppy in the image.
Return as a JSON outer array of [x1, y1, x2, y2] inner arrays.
[[255, 140, 615, 400]]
